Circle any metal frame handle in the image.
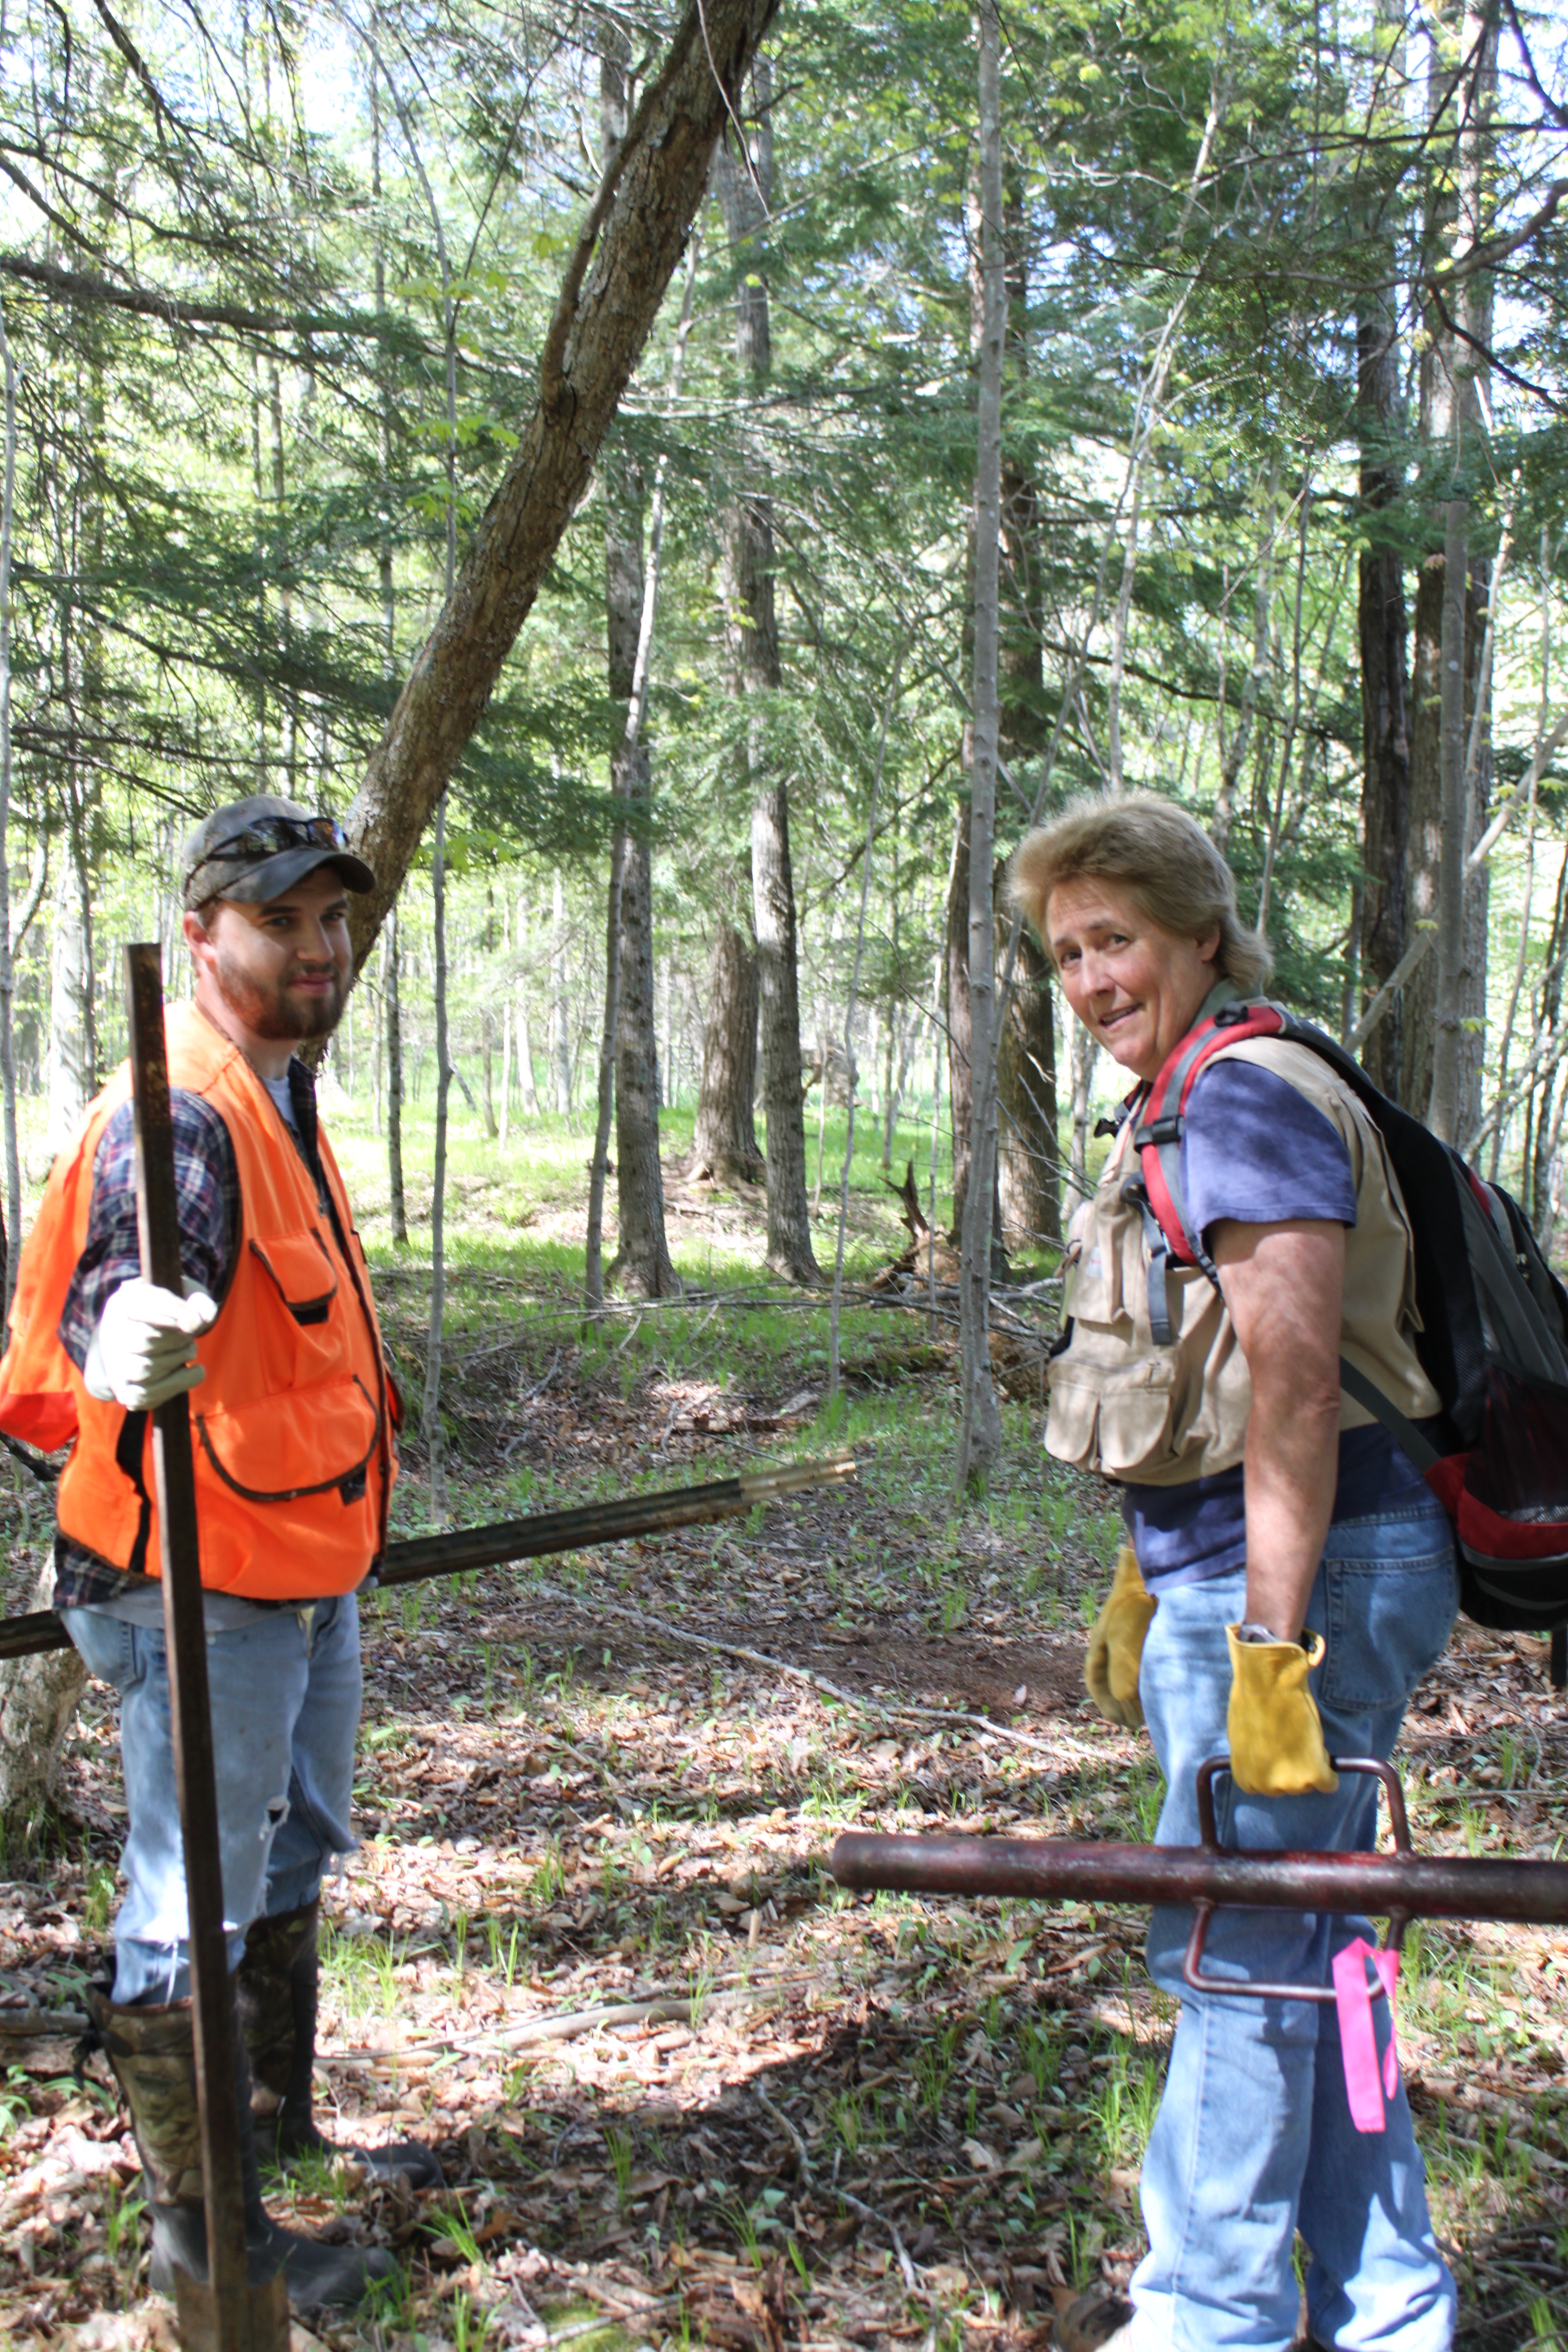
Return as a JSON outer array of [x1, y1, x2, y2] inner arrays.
[[1182, 1757, 1412, 2005]]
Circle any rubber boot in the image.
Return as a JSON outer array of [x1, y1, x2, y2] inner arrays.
[[237, 1899, 443, 2189], [86, 1982, 396, 2313]]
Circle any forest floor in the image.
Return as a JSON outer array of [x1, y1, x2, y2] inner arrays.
[[1, 1115, 1568, 2352]]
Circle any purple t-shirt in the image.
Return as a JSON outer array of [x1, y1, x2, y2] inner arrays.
[[1122, 1060, 1431, 1590]]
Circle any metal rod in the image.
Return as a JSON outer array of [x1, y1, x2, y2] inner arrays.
[[0, 1455, 857, 1660], [829, 1830, 1568, 1928], [125, 945, 287, 2352]]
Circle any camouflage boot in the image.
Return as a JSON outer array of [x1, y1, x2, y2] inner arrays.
[[86, 1982, 396, 2312], [1051, 2290, 1136, 2351], [237, 1900, 443, 2189]]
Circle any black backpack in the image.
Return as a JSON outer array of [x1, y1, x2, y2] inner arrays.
[[1124, 994, 1568, 1638]]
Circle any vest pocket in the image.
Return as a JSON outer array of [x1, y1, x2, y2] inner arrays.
[[194, 1372, 381, 1504], [1047, 1355, 1181, 1480], [249, 1231, 339, 1324]]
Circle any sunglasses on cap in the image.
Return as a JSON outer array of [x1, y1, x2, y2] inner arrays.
[[188, 814, 349, 878]]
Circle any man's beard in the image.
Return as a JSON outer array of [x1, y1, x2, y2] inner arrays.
[[214, 946, 347, 1041]]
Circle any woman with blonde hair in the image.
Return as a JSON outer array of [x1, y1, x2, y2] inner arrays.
[[1016, 794, 1456, 2352]]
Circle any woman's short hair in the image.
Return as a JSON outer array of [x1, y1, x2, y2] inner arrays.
[[1009, 792, 1273, 994]]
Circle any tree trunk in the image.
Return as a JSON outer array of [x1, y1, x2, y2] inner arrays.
[[481, 1015, 497, 1138], [45, 836, 96, 1158], [1402, 0, 1497, 1115], [717, 83, 820, 1285], [612, 828, 678, 1292], [550, 869, 571, 1115], [1355, 263, 1411, 1102], [997, 921, 1060, 1253], [422, 796, 451, 1525], [517, 993, 540, 1116], [0, 294, 17, 1310], [0, 1561, 86, 1865], [945, 806, 973, 1238], [957, 0, 1006, 1488], [384, 906, 407, 1244], [690, 924, 764, 1183], [1427, 497, 1470, 1142], [344, 0, 780, 969], [599, 398, 678, 1294], [995, 176, 1059, 1251]]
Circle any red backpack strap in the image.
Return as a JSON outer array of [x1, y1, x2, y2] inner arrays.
[[1126, 994, 1288, 1340]]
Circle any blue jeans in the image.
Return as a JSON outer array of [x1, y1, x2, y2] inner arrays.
[[64, 1594, 361, 2005], [1130, 1504, 1459, 2352]]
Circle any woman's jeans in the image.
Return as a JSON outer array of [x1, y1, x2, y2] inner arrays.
[[1130, 1503, 1459, 2352], [64, 1593, 361, 2006]]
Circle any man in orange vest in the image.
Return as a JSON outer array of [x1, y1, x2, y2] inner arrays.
[[0, 796, 440, 2315]]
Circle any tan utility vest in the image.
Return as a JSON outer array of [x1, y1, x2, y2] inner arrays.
[[1046, 1035, 1439, 1487]]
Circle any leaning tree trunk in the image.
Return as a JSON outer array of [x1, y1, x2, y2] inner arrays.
[[717, 84, 819, 1285], [690, 924, 764, 1184], [343, 0, 780, 967]]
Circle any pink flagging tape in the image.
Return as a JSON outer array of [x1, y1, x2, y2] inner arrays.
[[1332, 1937, 1401, 2133]]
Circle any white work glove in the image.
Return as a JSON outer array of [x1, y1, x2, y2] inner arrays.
[[83, 1278, 218, 1412]]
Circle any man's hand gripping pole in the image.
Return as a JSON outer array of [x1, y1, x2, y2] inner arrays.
[[125, 943, 288, 2352]]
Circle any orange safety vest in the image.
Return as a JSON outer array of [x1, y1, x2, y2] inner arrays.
[[0, 1003, 397, 1599]]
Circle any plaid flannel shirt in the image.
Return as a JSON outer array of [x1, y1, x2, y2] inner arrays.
[[52, 1062, 327, 1610]]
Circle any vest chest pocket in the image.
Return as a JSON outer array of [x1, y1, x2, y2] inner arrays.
[[248, 1230, 344, 1388], [1062, 1196, 1134, 1333]]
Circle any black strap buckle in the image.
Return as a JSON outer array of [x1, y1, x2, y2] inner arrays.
[[1134, 1113, 1183, 1149]]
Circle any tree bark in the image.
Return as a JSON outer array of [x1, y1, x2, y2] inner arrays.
[[517, 995, 540, 1116], [384, 905, 408, 1244], [1401, 0, 1497, 1115], [716, 83, 820, 1285], [945, 805, 973, 1237], [994, 177, 1059, 1251], [422, 795, 451, 1525], [600, 415, 678, 1296], [0, 1560, 86, 1863], [550, 869, 571, 1114], [691, 924, 764, 1183], [1427, 497, 1470, 1142], [1355, 282, 1411, 1103], [343, 0, 779, 961], [957, 0, 1006, 1487], [0, 294, 17, 1310], [45, 832, 96, 1158], [997, 919, 1060, 1252]]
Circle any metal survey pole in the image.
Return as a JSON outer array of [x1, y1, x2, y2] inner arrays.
[[0, 1458, 860, 1663], [125, 945, 288, 2352]]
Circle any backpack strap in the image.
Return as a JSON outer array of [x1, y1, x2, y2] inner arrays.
[[1131, 986, 1289, 1334], [1337, 1356, 1442, 1475]]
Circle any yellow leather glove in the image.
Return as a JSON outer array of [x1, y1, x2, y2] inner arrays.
[[1225, 1626, 1339, 1796], [1084, 1546, 1157, 1730]]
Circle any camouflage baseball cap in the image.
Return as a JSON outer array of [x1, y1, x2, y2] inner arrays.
[[181, 795, 375, 910]]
